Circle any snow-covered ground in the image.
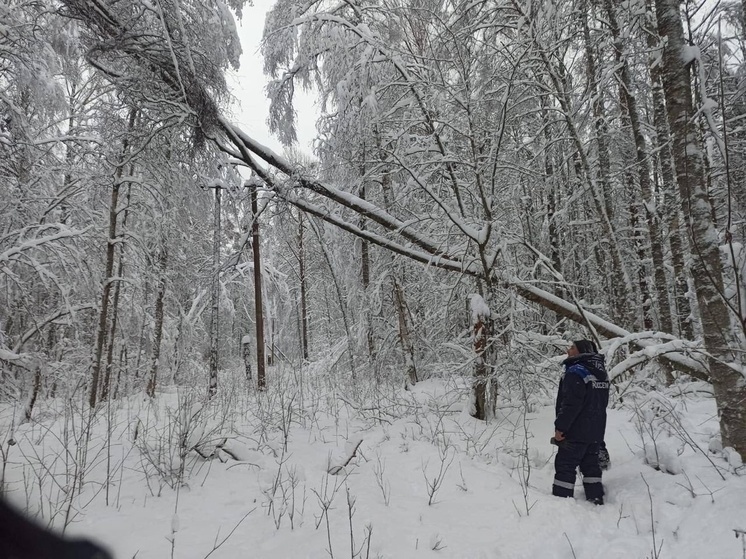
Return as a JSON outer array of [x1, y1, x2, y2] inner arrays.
[[2, 372, 745, 559]]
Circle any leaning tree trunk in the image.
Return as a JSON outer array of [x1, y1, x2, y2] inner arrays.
[[655, 0, 746, 456]]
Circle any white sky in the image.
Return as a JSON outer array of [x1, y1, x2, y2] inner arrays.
[[227, 0, 318, 156]]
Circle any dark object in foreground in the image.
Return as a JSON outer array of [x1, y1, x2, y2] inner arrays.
[[0, 498, 112, 559]]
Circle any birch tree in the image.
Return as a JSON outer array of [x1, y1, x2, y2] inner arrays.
[[653, 0, 746, 454]]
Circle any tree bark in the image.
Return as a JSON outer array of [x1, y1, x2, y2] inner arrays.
[[359, 181, 375, 360], [146, 247, 168, 398], [645, 0, 694, 339], [393, 277, 417, 388], [471, 296, 496, 421], [654, 0, 746, 456], [102, 179, 134, 400], [242, 337, 252, 380], [23, 367, 42, 423], [627, 175, 655, 330]]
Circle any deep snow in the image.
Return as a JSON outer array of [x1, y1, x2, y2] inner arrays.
[[2, 375, 745, 559]]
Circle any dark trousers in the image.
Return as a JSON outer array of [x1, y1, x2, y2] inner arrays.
[[552, 441, 604, 503]]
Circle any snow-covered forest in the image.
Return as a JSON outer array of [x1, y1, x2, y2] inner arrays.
[[1, 0, 746, 557]]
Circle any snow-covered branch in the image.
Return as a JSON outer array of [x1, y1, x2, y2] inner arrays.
[[510, 280, 709, 380], [0, 225, 91, 264]]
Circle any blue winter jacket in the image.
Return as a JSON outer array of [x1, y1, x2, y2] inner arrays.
[[554, 353, 609, 442]]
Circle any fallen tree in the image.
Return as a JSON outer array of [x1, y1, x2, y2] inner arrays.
[[59, 1, 745, 457]]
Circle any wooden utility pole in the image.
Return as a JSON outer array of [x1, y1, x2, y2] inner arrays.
[[250, 181, 266, 390], [299, 212, 309, 360]]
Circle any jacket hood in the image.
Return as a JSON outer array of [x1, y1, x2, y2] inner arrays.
[[563, 353, 608, 379]]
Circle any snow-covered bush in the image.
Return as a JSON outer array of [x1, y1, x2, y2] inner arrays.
[[628, 391, 686, 474], [133, 389, 232, 492]]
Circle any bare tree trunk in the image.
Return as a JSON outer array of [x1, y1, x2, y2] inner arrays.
[[169, 309, 185, 385], [268, 317, 276, 366], [360, 182, 375, 360], [627, 173, 654, 330], [655, 0, 746, 456], [393, 278, 417, 388], [135, 279, 150, 381], [540, 99, 563, 301], [358, 142, 375, 360], [298, 212, 309, 360], [114, 345, 127, 399], [146, 247, 168, 398], [208, 185, 221, 399], [146, 160, 174, 398], [90, 107, 137, 408], [646, 0, 694, 339], [251, 185, 266, 390], [102, 254, 123, 400], [103, 180, 134, 400], [23, 367, 41, 423], [242, 336, 252, 380], [471, 296, 495, 421]]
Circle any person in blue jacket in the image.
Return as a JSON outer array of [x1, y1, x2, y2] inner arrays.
[[552, 339, 610, 504]]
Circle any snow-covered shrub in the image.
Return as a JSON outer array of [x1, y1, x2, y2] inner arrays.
[[629, 391, 685, 474], [260, 452, 307, 530], [133, 389, 231, 491]]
